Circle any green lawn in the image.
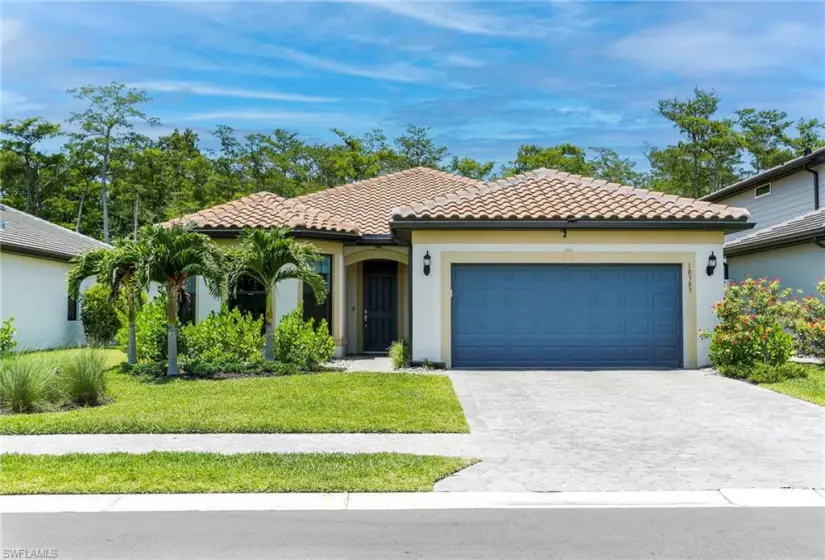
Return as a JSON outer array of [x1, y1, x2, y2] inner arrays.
[[0, 350, 469, 434], [0, 452, 475, 494], [762, 363, 825, 407]]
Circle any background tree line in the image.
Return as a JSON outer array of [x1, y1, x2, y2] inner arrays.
[[1, 83, 823, 242]]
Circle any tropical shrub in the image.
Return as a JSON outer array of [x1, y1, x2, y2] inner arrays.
[[125, 361, 165, 377], [0, 357, 53, 413], [703, 277, 795, 374], [80, 284, 122, 346], [0, 317, 18, 357], [788, 280, 825, 360], [180, 305, 264, 364], [117, 293, 168, 364], [182, 357, 298, 378], [747, 362, 809, 384], [273, 305, 335, 370], [389, 340, 410, 370]]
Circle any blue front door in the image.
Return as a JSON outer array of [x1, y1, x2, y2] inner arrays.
[[451, 264, 683, 369]]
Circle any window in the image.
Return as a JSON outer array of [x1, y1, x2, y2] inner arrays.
[[303, 255, 332, 327], [178, 276, 197, 325], [67, 295, 78, 321], [229, 275, 266, 323], [754, 184, 771, 198]]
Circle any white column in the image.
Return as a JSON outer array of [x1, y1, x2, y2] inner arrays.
[[334, 252, 346, 358]]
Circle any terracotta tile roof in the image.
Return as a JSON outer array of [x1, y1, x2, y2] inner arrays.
[[0, 204, 110, 261], [165, 192, 359, 234], [392, 169, 751, 224], [294, 167, 484, 235], [725, 208, 825, 256]]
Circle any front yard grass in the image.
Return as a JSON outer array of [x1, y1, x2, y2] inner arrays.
[[0, 452, 475, 494], [0, 350, 469, 434], [762, 363, 825, 407]]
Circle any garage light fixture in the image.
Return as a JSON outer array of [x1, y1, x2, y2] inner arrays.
[[706, 252, 717, 276], [423, 251, 432, 276]]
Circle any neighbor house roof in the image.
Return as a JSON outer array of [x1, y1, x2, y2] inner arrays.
[[165, 192, 359, 236], [724, 208, 825, 256], [701, 146, 825, 203], [392, 169, 751, 228], [294, 167, 484, 236], [0, 204, 109, 261]]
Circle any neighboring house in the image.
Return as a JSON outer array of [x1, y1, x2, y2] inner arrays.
[[169, 167, 752, 369], [701, 147, 825, 296], [0, 204, 108, 349]]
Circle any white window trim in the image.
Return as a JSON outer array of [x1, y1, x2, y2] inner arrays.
[[754, 183, 771, 199]]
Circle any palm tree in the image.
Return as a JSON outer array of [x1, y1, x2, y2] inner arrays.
[[138, 224, 226, 376], [227, 228, 327, 361], [68, 239, 149, 365]]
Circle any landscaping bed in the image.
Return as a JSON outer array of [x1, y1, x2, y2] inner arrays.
[[0, 350, 469, 435], [0, 452, 475, 494], [704, 278, 825, 407]]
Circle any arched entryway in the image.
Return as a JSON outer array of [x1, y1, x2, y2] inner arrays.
[[344, 248, 409, 355]]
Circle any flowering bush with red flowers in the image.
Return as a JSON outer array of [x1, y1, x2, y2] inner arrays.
[[702, 277, 795, 376], [788, 280, 825, 360]]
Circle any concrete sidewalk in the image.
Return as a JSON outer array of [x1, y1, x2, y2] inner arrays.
[[0, 433, 480, 457], [2, 489, 825, 513]]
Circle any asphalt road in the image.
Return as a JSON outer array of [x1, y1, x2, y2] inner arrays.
[[2, 508, 823, 559]]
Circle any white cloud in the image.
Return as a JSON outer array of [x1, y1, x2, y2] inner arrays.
[[365, 0, 594, 39], [368, 2, 516, 36], [0, 90, 44, 115], [269, 46, 435, 83], [179, 109, 378, 127], [129, 81, 336, 103], [611, 14, 822, 75], [1, 17, 23, 47], [443, 53, 485, 68]]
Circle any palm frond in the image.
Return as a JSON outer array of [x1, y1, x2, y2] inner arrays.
[[67, 249, 107, 299], [226, 227, 328, 303], [138, 224, 228, 305]]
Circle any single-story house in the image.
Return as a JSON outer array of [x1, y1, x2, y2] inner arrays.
[[701, 146, 825, 296], [0, 204, 109, 349], [170, 167, 752, 369]]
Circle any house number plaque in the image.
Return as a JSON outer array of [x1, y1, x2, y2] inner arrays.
[[687, 263, 693, 294]]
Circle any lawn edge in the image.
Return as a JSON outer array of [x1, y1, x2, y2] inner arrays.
[[0, 452, 478, 495]]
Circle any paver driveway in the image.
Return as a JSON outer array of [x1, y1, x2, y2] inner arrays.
[[436, 370, 825, 492]]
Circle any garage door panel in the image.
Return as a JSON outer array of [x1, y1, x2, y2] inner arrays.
[[451, 264, 683, 369]]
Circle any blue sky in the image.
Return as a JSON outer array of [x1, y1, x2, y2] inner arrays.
[[2, 1, 824, 169]]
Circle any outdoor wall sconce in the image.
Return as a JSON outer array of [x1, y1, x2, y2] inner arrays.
[[706, 252, 717, 276], [423, 251, 432, 276]]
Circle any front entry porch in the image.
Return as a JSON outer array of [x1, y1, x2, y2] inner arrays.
[[344, 247, 409, 356]]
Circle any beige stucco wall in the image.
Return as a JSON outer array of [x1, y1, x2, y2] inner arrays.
[[410, 229, 726, 369]]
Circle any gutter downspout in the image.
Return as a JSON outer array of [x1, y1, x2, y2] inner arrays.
[[805, 164, 820, 210]]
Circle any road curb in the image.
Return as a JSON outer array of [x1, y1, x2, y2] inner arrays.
[[1, 489, 823, 513]]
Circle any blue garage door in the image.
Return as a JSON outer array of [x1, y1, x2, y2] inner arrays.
[[451, 264, 683, 369]]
